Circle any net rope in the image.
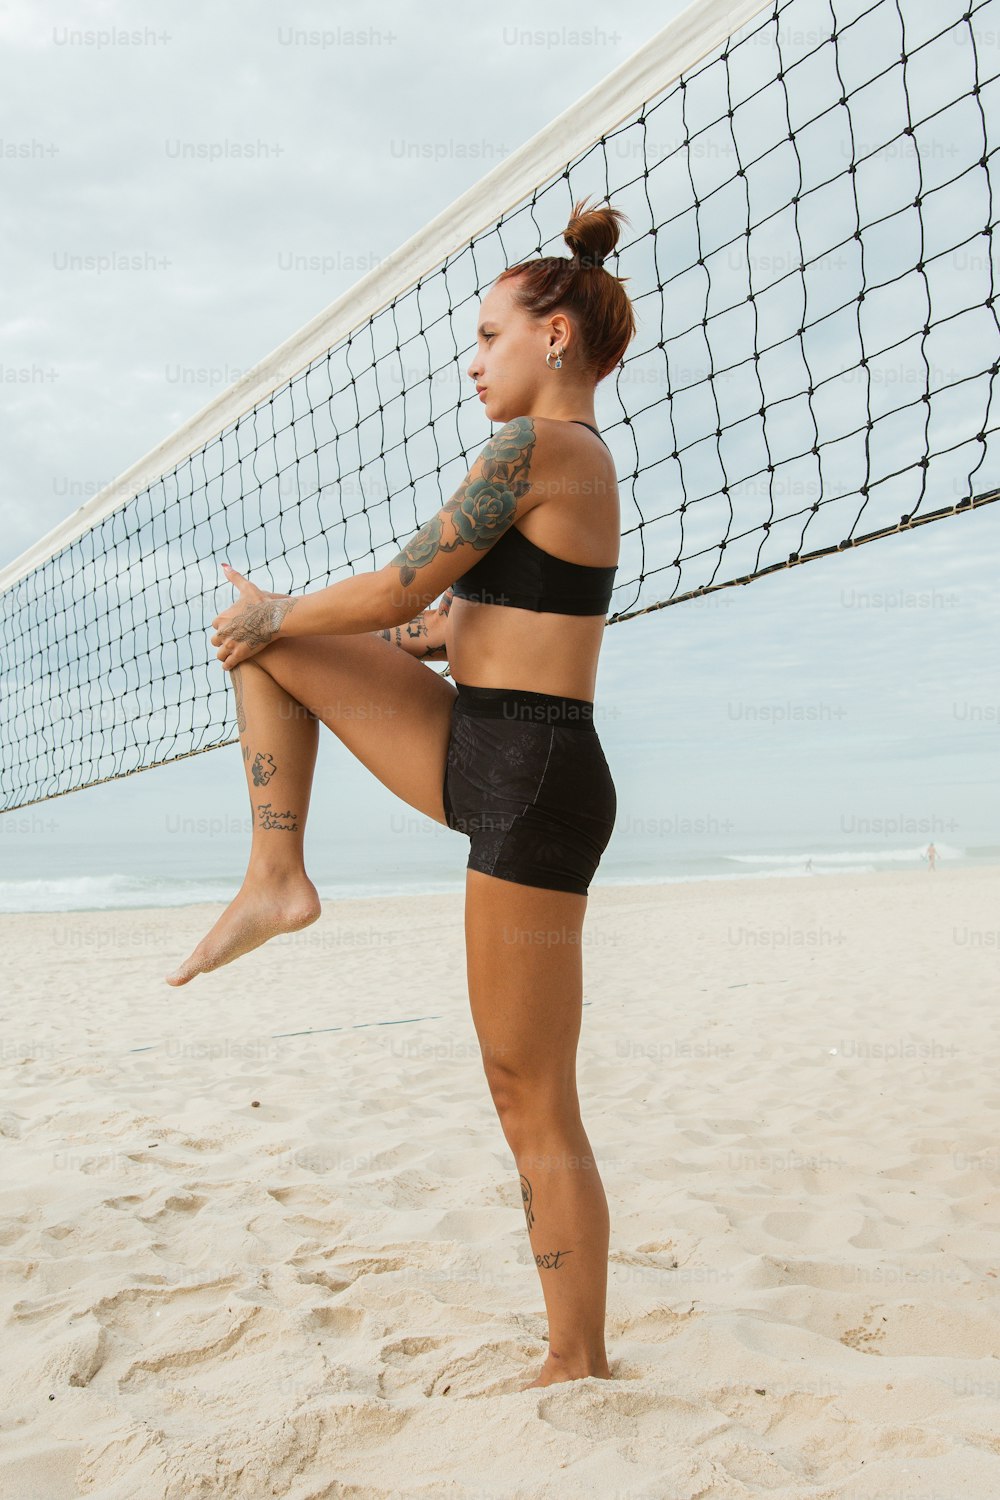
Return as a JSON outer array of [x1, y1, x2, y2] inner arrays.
[[2, 0, 998, 811]]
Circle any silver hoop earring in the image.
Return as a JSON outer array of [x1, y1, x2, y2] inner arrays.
[[545, 348, 564, 370]]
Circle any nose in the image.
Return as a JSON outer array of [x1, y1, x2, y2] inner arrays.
[[467, 354, 481, 382]]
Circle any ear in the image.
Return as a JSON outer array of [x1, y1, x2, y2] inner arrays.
[[547, 311, 572, 349]]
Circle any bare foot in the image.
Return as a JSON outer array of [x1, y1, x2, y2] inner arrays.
[[519, 1354, 613, 1390], [165, 874, 321, 985]]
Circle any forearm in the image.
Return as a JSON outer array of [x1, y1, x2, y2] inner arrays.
[[377, 614, 447, 660], [214, 570, 446, 664], [277, 571, 399, 639], [379, 587, 453, 659]]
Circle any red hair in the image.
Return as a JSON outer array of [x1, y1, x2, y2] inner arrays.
[[496, 196, 637, 383]]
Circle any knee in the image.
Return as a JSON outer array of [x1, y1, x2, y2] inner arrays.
[[251, 642, 319, 716], [252, 638, 290, 669], [483, 1066, 528, 1122], [483, 1063, 579, 1138]]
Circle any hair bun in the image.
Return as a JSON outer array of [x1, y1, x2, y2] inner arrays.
[[563, 194, 624, 271], [496, 194, 637, 383]]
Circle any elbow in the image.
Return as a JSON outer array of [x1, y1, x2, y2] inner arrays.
[[379, 567, 435, 628]]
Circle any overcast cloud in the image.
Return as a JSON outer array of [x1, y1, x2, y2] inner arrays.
[[1, 0, 997, 900]]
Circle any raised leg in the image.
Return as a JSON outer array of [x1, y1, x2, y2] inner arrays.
[[165, 659, 322, 984], [166, 630, 457, 984], [463, 867, 613, 1389]]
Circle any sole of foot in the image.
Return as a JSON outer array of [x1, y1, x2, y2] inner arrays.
[[165, 878, 321, 985]]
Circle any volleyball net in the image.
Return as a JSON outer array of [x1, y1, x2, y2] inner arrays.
[[2, 0, 998, 811]]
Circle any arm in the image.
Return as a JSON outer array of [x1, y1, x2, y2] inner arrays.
[[212, 418, 537, 663], [378, 588, 454, 660], [271, 416, 536, 637]]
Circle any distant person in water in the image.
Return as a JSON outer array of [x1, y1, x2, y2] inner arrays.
[[926, 842, 937, 872], [805, 857, 812, 874]]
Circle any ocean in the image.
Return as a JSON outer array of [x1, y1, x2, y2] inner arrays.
[[0, 834, 985, 914]]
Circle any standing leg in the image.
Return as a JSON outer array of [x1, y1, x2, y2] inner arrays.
[[165, 659, 321, 984], [463, 868, 613, 1388]]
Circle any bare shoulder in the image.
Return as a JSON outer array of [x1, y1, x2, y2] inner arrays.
[[529, 415, 613, 451], [471, 416, 546, 517], [471, 417, 615, 532], [477, 413, 606, 458], [531, 418, 616, 482], [521, 416, 618, 518]]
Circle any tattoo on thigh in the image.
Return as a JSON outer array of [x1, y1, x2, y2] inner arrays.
[[232, 665, 247, 733], [257, 803, 298, 831], [534, 1249, 573, 1271], [252, 751, 276, 786], [242, 744, 251, 763], [520, 1174, 535, 1232]]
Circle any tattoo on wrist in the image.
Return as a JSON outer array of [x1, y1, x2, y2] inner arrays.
[[382, 619, 442, 656], [227, 597, 297, 649]]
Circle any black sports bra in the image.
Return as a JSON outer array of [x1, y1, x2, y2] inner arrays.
[[450, 421, 617, 616]]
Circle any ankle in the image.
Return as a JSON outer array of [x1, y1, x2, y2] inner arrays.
[[245, 855, 312, 886], [544, 1347, 610, 1378]]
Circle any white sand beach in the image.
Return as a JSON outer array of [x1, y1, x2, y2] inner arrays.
[[2, 865, 999, 1499]]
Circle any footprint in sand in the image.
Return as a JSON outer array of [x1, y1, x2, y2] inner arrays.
[[377, 1335, 547, 1400], [840, 1310, 887, 1352], [537, 1386, 722, 1456]]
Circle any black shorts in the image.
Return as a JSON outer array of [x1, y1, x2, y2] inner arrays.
[[442, 681, 617, 896]]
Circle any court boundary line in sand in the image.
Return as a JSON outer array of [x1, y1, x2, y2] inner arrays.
[[123, 1002, 594, 1054]]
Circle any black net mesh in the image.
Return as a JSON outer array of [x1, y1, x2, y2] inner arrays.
[[2, 0, 998, 811]]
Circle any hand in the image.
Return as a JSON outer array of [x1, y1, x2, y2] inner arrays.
[[211, 564, 297, 670]]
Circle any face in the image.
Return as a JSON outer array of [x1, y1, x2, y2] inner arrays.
[[466, 277, 569, 425]]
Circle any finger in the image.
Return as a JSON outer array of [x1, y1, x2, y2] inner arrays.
[[222, 563, 255, 594]]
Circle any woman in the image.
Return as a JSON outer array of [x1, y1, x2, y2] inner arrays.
[[166, 196, 637, 1390]]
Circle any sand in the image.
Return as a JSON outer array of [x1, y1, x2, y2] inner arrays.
[[1, 865, 998, 1499]]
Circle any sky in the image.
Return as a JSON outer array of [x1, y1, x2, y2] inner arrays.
[[0, 0, 998, 900]]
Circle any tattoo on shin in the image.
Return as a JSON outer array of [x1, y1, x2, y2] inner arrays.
[[232, 665, 247, 733], [257, 802, 298, 831], [520, 1174, 535, 1232], [534, 1249, 573, 1270], [252, 751, 276, 786]]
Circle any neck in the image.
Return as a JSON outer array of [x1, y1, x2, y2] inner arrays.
[[530, 397, 598, 428]]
